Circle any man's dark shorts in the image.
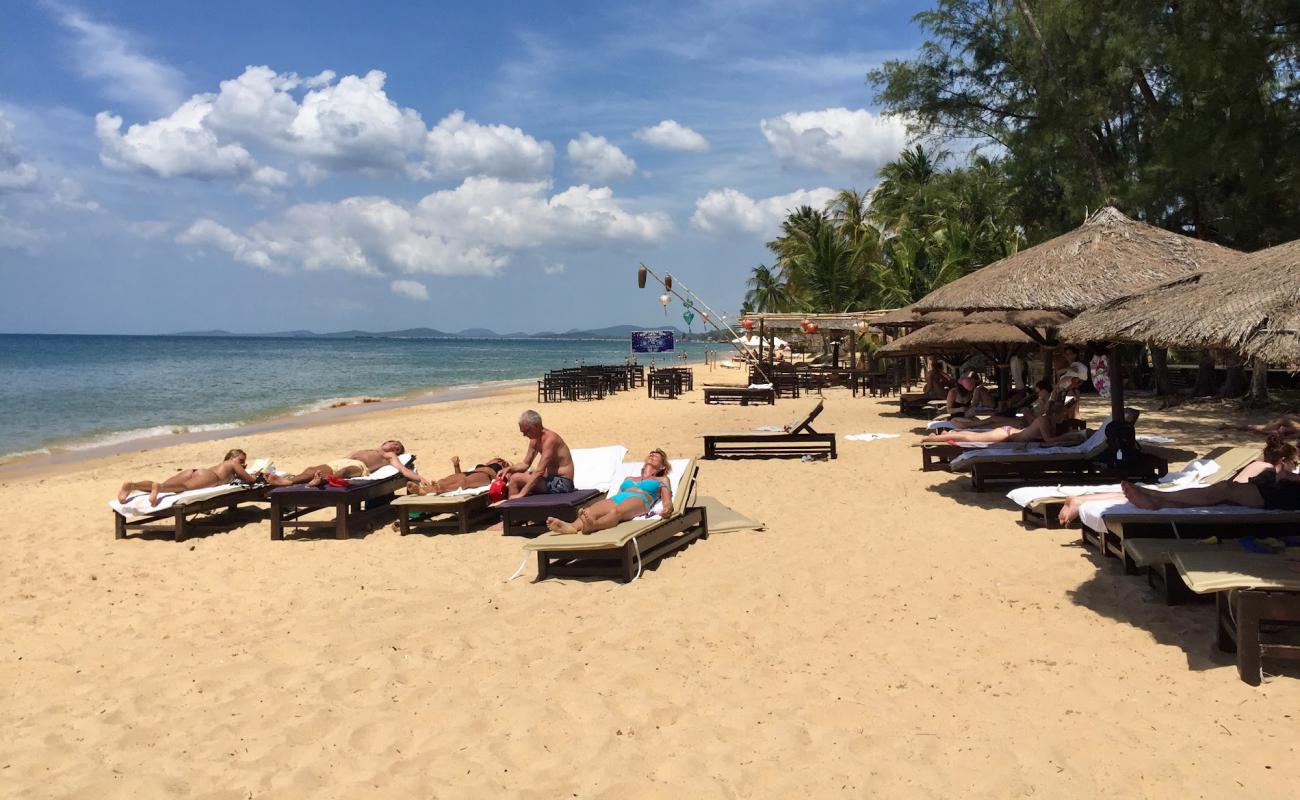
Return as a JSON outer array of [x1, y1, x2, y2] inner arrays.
[[544, 475, 576, 494]]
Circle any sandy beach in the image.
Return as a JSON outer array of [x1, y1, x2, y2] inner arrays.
[[3, 371, 1298, 798]]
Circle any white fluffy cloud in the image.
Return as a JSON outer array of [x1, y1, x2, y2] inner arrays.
[[691, 186, 838, 236], [760, 108, 908, 174], [178, 177, 671, 280], [54, 7, 185, 114], [634, 120, 709, 152], [390, 279, 429, 300], [566, 133, 636, 182], [97, 66, 552, 186], [0, 112, 39, 192], [418, 111, 554, 180]]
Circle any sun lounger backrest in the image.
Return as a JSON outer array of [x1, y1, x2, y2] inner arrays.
[[571, 446, 630, 491], [788, 400, 825, 434]]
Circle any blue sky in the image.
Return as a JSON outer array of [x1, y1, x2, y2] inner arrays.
[[0, 0, 928, 334]]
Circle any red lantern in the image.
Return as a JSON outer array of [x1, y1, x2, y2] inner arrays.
[[741, 319, 754, 331], [807, 323, 819, 334], [800, 318, 812, 333]]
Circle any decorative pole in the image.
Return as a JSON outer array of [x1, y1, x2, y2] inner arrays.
[[637, 263, 769, 384]]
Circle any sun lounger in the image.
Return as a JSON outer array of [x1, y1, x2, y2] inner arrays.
[[392, 485, 495, 535], [268, 455, 416, 540], [1011, 446, 1259, 530], [111, 482, 269, 542], [946, 418, 1168, 491], [1079, 501, 1300, 565], [703, 385, 776, 405], [523, 458, 706, 582], [702, 400, 836, 460], [496, 446, 627, 536], [1172, 551, 1300, 685]]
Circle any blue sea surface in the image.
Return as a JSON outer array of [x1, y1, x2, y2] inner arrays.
[[0, 334, 711, 458]]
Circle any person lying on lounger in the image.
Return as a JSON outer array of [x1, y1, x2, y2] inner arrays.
[[504, 410, 575, 499], [1056, 436, 1300, 525], [276, 440, 420, 487], [1219, 415, 1300, 440], [947, 380, 1052, 431], [546, 449, 673, 535], [116, 448, 262, 506], [947, 372, 996, 417], [406, 455, 510, 496], [921, 397, 1074, 445]]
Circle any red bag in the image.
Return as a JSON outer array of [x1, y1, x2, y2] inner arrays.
[[488, 474, 507, 503]]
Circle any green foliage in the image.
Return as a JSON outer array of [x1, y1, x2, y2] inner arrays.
[[744, 145, 1024, 313], [870, 0, 1300, 249]]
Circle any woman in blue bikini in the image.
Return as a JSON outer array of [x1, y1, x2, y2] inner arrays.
[[546, 449, 673, 535]]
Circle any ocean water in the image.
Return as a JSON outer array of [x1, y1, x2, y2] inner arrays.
[[0, 334, 711, 459]]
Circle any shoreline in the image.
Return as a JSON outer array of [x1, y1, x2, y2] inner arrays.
[[0, 356, 712, 480], [0, 378, 534, 480]]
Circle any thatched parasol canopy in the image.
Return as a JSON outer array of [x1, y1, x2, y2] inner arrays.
[[912, 207, 1241, 313], [877, 322, 1035, 359], [873, 305, 1071, 329], [1061, 238, 1300, 367]]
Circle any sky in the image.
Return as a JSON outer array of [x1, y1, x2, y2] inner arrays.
[[0, 0, 930, 334]]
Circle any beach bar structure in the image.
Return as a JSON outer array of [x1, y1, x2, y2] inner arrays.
[[738, 310, 897, 368]]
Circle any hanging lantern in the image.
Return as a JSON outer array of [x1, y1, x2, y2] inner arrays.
[[801, 318, 812, 333], [637, 266, 648, 288], [659, 293, 671, 307], [741, 319, 754, 331], [807, 323, 819, 334], [663, 274, 673, 291]]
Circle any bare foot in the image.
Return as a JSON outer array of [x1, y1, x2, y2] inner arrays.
[[1058, 497, 1080, 526], [452, 456, 461, 472], [577, 508, 597, 535], [306, 470, 326, 489], [547, 516, 580, 535], [148, 482, 160, 506], [117, 483, 131, 503], [1121, 481, 1158, 510]]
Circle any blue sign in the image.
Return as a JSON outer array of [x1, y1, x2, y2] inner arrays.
[[631, 330, 675, 353]]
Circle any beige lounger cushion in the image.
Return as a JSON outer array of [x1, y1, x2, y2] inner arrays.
[[697, 496, 764, 533], [1173, 551, 1300, 594], [523, 459, 697, 553], [1123, 537, 1224, 568], [392, 489, 487, 508]]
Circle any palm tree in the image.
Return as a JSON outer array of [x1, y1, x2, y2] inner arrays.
[[743, 264, 794, 312]]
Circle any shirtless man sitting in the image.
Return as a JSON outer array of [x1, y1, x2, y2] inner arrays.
[[277, 440, 421, 488], [117, 448, 262, 506], [504, 410, 575, 499]]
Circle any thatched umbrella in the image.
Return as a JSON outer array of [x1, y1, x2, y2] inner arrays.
[[873, 306, 1072, 330], [878, 322, 1037, 396], [910, 206, 1242, 459], [1061, 238, 1300, 370]]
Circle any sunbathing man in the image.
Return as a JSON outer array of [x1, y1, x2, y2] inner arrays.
[[1057, 436, 1300, 525], [922, 397, 1075, 445], [504, 410, 575, 499], [406, 455, 510, 496], [277, 440, 420, 487], [116, 448, 261, 506], [547, 449, 672, 535]]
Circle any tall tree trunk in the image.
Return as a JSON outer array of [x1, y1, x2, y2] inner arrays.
[[1193, 351, 1217, 396], [1150, 346, 1170, 395], [1248, 358, 1270, 404]]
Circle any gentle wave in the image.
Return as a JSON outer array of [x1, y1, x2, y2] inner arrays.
[[291, 396, 392, 415]]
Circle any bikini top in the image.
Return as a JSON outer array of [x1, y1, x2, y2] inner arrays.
[[619, 477, 663, 500]]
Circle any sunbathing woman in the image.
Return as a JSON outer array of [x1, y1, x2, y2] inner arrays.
[[948, 380, 1052, 431], [921, 397, 1074, 445], [1219, 415, 1300, 440], [406, 455, 510, 496], [545, 449, 673, 535], [1056, 436, 1300, 525], [116, 448, 261, 506], [947, 372, 996, 417]]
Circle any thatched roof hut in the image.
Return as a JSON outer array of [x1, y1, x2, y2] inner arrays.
[[912, 207, 1241, 313], [873, 306, 1071, 330], [877, 322, 1035, 360], [1062, 238, 1300, 367]]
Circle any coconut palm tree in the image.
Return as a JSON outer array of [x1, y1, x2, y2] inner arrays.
[[743, 263, 795, 312]]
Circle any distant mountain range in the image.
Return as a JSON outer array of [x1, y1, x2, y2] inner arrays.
[[172, 324, 695, 340]]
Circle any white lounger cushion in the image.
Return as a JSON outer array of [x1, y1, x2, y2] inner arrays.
[[949, 420, 1111, 472], [571, 445, 630, 492], [1006, 458, 1222, 509], [1078, 500, 1300, 535], [110, 483, 248, 517], [351, 453, 415, 482]]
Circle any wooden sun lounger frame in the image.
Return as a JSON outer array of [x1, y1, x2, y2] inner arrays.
[[498, 490, 605, 536], [396, 491, 497, 536], [269, 459, 415, 540], [1083, 512, 1300, 568], [966, 449, 1167, 492], [702, 400, 836, 460], [702, 386, 776, 405], [533, 463, 708, 583], [113, 485, 269, 543], [1214, 589, 1300, 686]]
